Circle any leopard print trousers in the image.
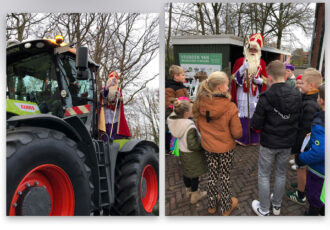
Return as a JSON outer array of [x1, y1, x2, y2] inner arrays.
[[205, 150, 234, 214]]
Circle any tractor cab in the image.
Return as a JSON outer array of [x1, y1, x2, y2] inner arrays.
[[6, 36, 98, 131]]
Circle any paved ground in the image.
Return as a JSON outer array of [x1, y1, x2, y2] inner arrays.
[[165, 145, 308, 216]]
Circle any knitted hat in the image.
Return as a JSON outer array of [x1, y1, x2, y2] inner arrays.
[[296, 75, 302, 80]]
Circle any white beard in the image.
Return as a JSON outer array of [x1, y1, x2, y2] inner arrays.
[[246, 52, 260, 75], [107, 86, 117, 102]]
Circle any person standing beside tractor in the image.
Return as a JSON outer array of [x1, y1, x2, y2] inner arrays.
[[230, 33, 268, 146], [98, 71, 131, 140]]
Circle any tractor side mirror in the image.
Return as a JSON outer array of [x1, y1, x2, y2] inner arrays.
[[76, 47, 89, 80]]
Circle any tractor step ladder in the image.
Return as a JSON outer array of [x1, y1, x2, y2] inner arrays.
[[93, 140, 112, 215]]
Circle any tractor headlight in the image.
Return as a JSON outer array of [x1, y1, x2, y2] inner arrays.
[[36, 42, 45, 48], [24, 43, 31, 49]]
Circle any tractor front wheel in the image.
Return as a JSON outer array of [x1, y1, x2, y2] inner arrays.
[[112, 145, 158, 215], [6, 127, 93, 216]]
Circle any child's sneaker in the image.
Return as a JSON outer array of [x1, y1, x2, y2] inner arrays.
[[190, 189, 207, 204], [251, 200, 269, 216], [289, 159, 295, 165], [290, 182, 298, 189], [272, 206, 281, 216], [270, 193, 281, 216], [185, 187, 191, 198], [291, 164, 298, 171], [286, 190, 306, 205]]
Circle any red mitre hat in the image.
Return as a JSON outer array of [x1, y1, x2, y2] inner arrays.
[[108, 71, 119, 79], [249, 33, 264, 49]]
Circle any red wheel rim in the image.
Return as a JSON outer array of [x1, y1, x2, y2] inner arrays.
[[140, 164, 158, 213], [9, 164, 74, 216]]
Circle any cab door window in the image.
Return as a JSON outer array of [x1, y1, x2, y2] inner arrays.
[[59, 55, 91, 106]]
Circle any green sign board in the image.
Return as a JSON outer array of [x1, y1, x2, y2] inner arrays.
[[178, 53, 222, 79], [179, 53, 222, 65]]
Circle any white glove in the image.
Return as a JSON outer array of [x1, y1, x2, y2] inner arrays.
[[239, 61, 249, 75], [253, 77, 263, 85]]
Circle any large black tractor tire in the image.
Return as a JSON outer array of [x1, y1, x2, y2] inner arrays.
[[7, 126, 93, 216], [112, 145, 159, 216]]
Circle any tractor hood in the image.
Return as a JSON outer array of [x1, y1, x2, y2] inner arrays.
[[6, 99, 41, 116]]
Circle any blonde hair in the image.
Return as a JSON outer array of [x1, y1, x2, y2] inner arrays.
[[170, 98, 190, 118], [303, 68, 322, 88], [192, 71, 230, 119], [169, 65, 184, 80]]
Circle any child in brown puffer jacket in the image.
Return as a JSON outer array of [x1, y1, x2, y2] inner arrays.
[[193, 71, 242, 216], [167, 98, 207, 204]]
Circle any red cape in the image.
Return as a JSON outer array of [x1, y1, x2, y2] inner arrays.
[[230, 57, 268, 104], [117, 98, 131, 137]]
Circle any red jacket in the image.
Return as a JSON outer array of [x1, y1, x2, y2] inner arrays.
[[230, 57, 268, 104]]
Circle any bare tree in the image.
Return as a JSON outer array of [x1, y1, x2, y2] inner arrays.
[[125, 88, 159, 143], [269, 3, 314, 49], [168, 3, 314, 42], [166, 3, 173, 66], [195, 3, 205, 35], [47, 13, 97, 46], [107, 14, 159, 104], [6, 13, 51, 41]]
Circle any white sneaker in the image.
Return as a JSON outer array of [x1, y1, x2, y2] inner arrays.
[[273, 206, 281, 216], [289, 159, 295, 165], [252, 200, 269, 216], [291, 164, 298, 171], [270, 193, 281, 216], [270, 193, 281, 215]]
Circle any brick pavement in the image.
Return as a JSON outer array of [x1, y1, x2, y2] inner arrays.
[[165, 145, 307, 216]]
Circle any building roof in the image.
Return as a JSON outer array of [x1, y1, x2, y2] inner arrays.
[[172, 34, 291, 56]]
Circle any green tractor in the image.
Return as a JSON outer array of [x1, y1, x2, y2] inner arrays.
[[6, 36, 159, 216]]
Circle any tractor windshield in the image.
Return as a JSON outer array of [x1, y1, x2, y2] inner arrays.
[[7, 52, 63, 116]]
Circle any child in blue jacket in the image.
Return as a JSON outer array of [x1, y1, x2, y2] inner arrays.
[[295, 83, 325, 216]]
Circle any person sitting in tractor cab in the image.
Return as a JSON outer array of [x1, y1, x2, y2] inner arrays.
[[98, 71, 131, 140], [39, 77, 62, 117]]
